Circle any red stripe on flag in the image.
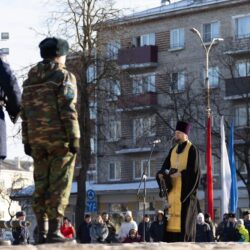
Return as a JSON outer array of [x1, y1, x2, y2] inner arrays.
[[206, 116, 214, 219]]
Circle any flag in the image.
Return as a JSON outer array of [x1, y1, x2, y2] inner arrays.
[[206, 115, 214, 219], [229, 120, 238, 213], [220, 116, 231, 217]]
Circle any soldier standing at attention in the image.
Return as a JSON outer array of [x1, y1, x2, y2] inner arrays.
[[21, 37, 80, 244]]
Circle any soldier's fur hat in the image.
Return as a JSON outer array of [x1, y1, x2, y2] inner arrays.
[[39, 37, 69, 59]]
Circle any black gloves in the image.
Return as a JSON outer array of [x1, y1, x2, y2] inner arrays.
[[69, 138, 80, 154], [24, 144, 32, 156]]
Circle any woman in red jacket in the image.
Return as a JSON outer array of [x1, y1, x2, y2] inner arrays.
[[60, 217, 76, 239]]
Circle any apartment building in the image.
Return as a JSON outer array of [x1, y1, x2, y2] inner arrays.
[[95, 0, 250, 221]]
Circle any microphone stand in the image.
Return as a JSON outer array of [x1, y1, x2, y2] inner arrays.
[[136, 142, 157, 242]]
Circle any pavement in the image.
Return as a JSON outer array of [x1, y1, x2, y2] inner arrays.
[[0, 242, 250, 250]]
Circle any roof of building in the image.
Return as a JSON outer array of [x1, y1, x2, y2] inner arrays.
[[118, 0, 237, 23]]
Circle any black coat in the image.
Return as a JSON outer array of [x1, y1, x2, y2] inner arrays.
[[12, 226, 30, 245], [195, 223, 212, 242], [77, 221, 92, 243], [0, 58, 21, 159], [138, 221, 151, 242], [156, 141, 201, 242], [150, 220, 166, 242]]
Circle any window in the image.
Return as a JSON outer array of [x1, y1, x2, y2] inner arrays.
[[87, 65, 96, 83], [132, 33, 155, 47], [109, 162, 121, 181], [170, 28, 185, 49], [235, 106, 250, 127], [90, 137, 96, 154], [236, 61, 250, 77], [89, 101, 97, 120], [106, 40, 120, 60], [212, 155, 220, 176], [133, 116, 156, 141], [235, 15, 250, 39], [206, 67, 219, 88], [203, 22, 219, 43], [107, 80, 121, 99], [132, 74, 155, 95], [171, 71, 185, 91], [108, 119, 121, 141], [133, 160, 153, 179]]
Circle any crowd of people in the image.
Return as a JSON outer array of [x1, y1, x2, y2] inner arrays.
[[71, 210, 250, 244], [8, 208, 250, 245]]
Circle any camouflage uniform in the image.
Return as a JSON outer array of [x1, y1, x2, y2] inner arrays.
[[21, 60, 80, 221]]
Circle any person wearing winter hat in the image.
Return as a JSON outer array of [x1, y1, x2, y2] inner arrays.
[[150, 210, 166, 242], [156, 121, 200, 242], [242, 211, 250, 239], [195, 213, 212, 242], [236, 219, 249, 242], [117, 211, 137, 242], [21, 37, 80, 244], [12, 211, 30, 245]]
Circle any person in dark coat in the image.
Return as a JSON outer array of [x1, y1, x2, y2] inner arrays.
[[138, 214, 151, 242], [242, 211, 250, 241], [150, 210, 166, 242], [222, 213, 238, 242], [12, 211, 30, 245], [0, 57, 21, 159], [156, 121, 200, 242], [195, 213, 212, 242], [216, 213, 228, 241], [102, 212, 116, 243], [77, 214, 92, 243], [204, 213, 216, 241]]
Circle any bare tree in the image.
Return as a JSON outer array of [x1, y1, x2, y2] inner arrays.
[[0, 175, 29, 220], [43, 0, 125, 225]]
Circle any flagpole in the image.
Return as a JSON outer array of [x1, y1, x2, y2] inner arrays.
[[190, 28, 223, 219]]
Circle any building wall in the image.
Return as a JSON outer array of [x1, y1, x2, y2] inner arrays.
[[96, 0, 250, 219]]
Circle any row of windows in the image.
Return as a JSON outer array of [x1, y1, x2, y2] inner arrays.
[[108, 160, 154, 181], [107, 115, 156, 142], [89, 105, 250, 150], [105, 14, 250, 59], [109, 153, 248, 182]]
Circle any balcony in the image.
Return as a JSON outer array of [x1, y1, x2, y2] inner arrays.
[[224, 36, 250, 56], [117, 45, 158, 70], [117, 92, 157, 111], [224, 76, 250, 99]]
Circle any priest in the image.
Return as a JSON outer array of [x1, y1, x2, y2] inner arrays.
[[156, 121, 200, 242]]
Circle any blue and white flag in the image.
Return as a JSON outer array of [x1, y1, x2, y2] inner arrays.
[[229, 120, 238, 213], [220, 116, 231, 217]]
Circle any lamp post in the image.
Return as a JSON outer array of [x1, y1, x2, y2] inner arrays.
[[190, 27, 223, 219]]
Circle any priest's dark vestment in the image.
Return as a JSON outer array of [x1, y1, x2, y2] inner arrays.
[[156, 140, 200, 242]]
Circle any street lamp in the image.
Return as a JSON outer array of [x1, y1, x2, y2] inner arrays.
[[190, 27, 223, 219], [190, 27, 223, 115]]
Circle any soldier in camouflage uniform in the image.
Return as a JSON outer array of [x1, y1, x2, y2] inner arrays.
[[21, 37, 80, 244]]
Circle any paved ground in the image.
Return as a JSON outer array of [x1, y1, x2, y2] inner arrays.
[[0, 242, 250, 250]]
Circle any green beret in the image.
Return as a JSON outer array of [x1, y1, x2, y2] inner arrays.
[[39, 37, 69, 59]]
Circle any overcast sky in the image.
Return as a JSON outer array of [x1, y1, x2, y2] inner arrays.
[[0, 0, 177, 160]]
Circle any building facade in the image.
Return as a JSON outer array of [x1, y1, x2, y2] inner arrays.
[[94, 0, 250, 222]]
